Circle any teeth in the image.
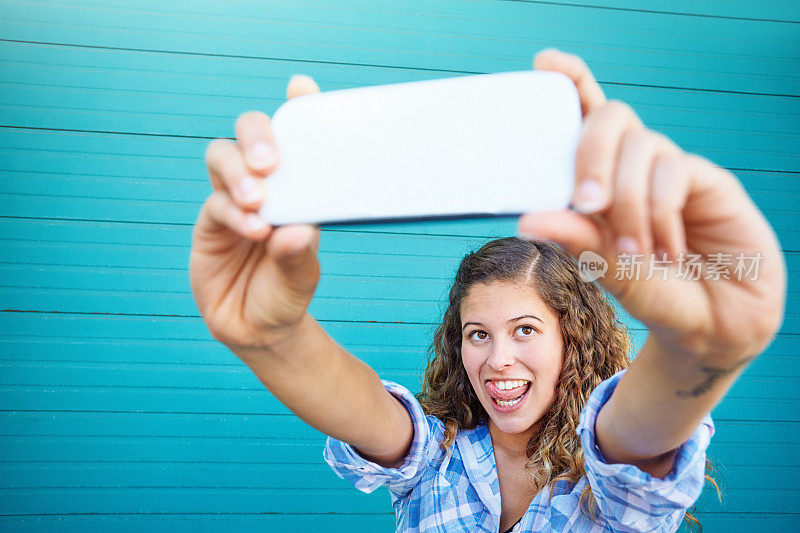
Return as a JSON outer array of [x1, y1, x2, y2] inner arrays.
[[493, 380, 528, 390], [496, 396, 523, 407]]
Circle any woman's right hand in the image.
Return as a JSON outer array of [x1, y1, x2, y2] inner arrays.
[[190, 75, 323, 350]]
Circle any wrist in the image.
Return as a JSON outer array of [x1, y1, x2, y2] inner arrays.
[[650, 328, 765, 365], [227, 312, 312, 364]]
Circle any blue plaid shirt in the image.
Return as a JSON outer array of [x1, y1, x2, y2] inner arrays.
[[324, 369, 714, 532]]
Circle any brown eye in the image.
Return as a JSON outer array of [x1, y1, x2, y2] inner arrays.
[[518, 325, 535, 336], [468, 330, 488, 340]]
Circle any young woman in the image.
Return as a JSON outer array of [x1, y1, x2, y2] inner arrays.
[[190, 50, 786, 532]]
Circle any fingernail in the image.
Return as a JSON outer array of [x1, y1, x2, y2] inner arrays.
[[572, 181, 605, 214], [239, 176, 264, 203], [249, 142, 277, 169], [286, 237, 313, 258], [246, 213, 267, 231], [616, 236, 640, 255]]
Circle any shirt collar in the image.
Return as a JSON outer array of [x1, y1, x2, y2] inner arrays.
[[455, 424, 502, 519]]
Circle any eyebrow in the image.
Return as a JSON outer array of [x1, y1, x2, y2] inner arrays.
[[461, 315, 543, 331]]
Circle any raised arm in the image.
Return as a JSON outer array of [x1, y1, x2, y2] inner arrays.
[[518, 50, 786, 477], [189, 75, 413, 467]]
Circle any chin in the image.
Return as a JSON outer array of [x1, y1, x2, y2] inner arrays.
[[481, 399, 540, 433], [491, 414, 538, 435]]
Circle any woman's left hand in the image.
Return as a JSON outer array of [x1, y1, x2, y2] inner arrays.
[[518, 49, 786, 362]]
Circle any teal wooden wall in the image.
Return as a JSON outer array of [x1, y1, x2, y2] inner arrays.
[[1, 1, 798, 531]]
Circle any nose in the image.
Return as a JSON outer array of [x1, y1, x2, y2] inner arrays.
[[486, 339, 516, 372]]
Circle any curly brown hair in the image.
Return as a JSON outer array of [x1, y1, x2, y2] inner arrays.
[[417, 237, 718, 529]]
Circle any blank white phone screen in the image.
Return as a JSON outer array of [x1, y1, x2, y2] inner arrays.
[[259, 70, 581, 226]]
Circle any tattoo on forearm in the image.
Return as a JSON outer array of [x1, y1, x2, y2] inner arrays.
[[675, 356, 756, 398]]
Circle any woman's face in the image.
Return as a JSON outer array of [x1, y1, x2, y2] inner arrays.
[[460, 280, 564, 437]]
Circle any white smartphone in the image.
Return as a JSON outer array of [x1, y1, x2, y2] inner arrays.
[[259, 70, 581, 227]]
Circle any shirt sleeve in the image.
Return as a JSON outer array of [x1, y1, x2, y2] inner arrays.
[[576, 368, 715, 532], [323, 380, 440, 500]]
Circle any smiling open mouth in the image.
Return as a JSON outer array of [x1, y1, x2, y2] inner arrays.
[[485, 379, 532, 408]]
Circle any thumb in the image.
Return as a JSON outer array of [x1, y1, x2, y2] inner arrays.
[[266, 224, 321, 289], [518, 211, 645, 307], [287, 74, 320, 99], [517, 210, 605, 259]]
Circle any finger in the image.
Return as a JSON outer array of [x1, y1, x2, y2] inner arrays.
[[205, 138, 267, 209], [233, 75, 320, 175], [200, 190, 272, 241], [571, 100, 643, 214], [267, 223, 321, 264], [518, 209, 606, 259], [533, 48, 607, 118], [287, 74, 321, 100], [650, 152, 690, 260], [235, 111, 279, 174], [608, 128, 665, 257], [265, 224, 322, 295]]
